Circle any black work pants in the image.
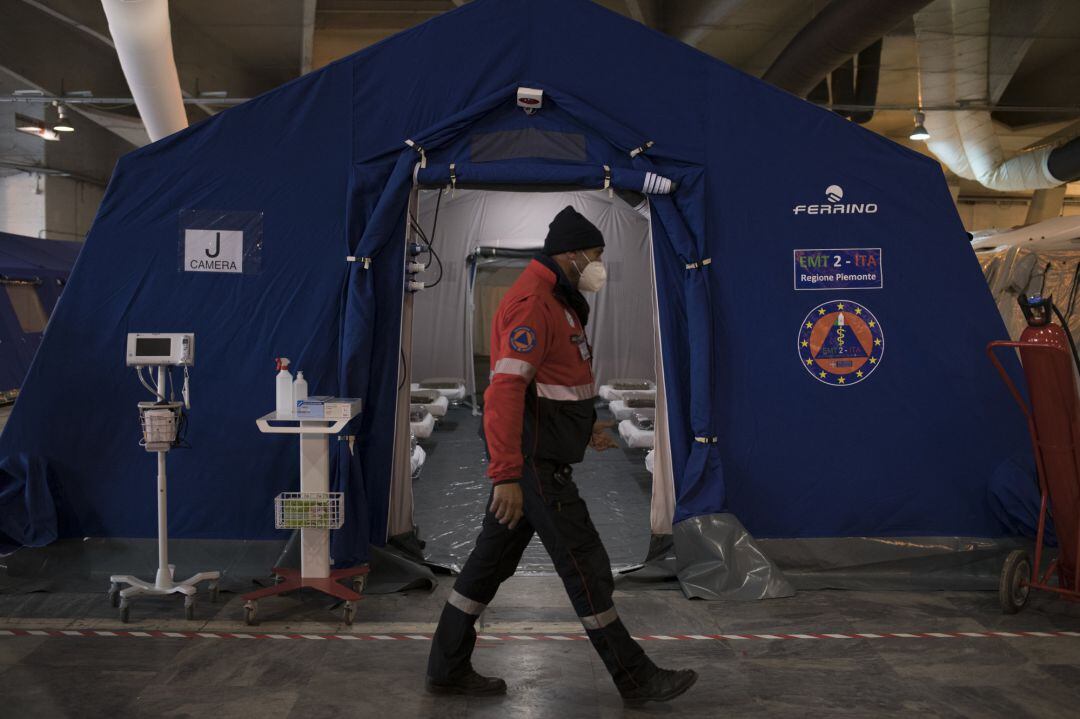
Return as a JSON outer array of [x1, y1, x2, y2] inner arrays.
[[427, 459, 657, 691]]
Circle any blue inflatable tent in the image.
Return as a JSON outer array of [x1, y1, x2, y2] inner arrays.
[[0, 0, 1033, 585], [0, 232, 81, 394]]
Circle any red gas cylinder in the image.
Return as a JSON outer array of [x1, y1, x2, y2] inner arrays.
[[1017, 296, 1080, 590]]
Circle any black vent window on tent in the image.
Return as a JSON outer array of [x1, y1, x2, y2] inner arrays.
[[471, 128, 587, 163]]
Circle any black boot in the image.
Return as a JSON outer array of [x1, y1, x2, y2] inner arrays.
[[425, 668, 507, 696], [620, 668, 698, 706]]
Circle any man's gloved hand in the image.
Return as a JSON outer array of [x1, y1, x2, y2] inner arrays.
[[491, 482, 524, 529]]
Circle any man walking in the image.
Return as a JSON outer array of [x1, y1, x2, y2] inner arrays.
[[426, 206, 697, 706]]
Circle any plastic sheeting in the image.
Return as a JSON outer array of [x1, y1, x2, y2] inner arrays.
[[410, 443, 426, 479], [973, 217, 1080, 342], [674, 513, 795, 600], [412, 406, 651, 572], [757, 536, 1032, 591], [624, 530, 1034, 592]]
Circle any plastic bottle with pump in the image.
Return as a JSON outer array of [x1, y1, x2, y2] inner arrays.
[[293, 371, 308, 411], [275, 358, 294, 416]]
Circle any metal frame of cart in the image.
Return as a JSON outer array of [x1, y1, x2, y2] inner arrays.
[[243, 410, 370, 625], [988, 341, 1080, 613]]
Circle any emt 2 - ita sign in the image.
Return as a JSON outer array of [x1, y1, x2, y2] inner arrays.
[[184, 229, 244, 273]]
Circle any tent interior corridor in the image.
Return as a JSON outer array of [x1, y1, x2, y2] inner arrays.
[[396, 187, 671, 571]]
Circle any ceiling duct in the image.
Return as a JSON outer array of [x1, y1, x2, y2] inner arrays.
[[827, 40, 883, 124], [915, 0, 1080, 191], [100, 0, 187, 142], [763, 0, 933, 98]]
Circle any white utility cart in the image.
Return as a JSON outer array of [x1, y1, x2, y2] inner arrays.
[[242, 403, 368, 625]]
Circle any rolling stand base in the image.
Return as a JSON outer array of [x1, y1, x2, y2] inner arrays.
[[241, 566, 370, 626], [108, 565, 220, 622]]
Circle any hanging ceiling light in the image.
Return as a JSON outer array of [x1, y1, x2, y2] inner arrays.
[[909, 110, 929, 141], [52, 102, 75, 133]]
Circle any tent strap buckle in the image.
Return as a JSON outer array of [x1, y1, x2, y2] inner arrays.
[[602, 164, 612, 197], [694, 436, 718, 444], [449, 162, 457, 197], [347, 256, 372, 269], [630, 140, 654, 158], [405, 139, 427, 168], [685, 258, 712, 270]]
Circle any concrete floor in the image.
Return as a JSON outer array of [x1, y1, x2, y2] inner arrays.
[[3, 406, 1079, 716], [2, 576, 1080, 718]]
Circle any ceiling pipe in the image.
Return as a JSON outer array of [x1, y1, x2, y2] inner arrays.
[[849, 40, 882, 124], [100, 0, 187, 142], [678, 0, 748, 48], [763, 0, 933, 98], [915, 0, 1079, 191], [826, 40, 881, 124]]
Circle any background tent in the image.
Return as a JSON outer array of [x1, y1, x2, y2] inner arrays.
[[0, 232, 81, 394], [0, 0, 1033, 590], [973, 216, 1080, 341]]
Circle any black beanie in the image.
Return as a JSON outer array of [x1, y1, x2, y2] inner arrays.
[[543, 206, 604, 256]]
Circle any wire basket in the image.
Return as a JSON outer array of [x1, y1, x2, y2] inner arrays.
[[275, 492, 344, 530], [139, 405, 179, 451]]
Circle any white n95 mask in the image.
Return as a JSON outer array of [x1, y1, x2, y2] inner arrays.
[[573, 251, 608, 292], [578, 260, 607, 292]]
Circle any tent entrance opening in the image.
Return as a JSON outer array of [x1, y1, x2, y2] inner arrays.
[[398, 187, 664, 573]]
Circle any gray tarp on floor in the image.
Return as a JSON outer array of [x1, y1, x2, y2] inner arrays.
[[674, 514, 795, 600]]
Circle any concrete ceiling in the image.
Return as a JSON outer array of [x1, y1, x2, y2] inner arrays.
[[4, 0, 1080, 207]]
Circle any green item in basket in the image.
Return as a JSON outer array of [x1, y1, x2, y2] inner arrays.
[[281, 497, 333, 528]]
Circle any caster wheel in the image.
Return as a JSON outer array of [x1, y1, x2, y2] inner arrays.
[[244, 601, 258, 626], [343, 600, 356, 626], [208, 583, 220, 604], [185, 601, 196, 621], [108, 583, 120, 608], [353, 576, 367, 595], [999, 549, 1032, 614], [119, 603, 130, 624]]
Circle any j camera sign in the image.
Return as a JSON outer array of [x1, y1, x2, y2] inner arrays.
[[184, 229, 243, 273], [792, 185, 878, 216]]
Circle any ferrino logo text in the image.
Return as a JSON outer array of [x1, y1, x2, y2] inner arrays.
[[792, 185, 879, 216]]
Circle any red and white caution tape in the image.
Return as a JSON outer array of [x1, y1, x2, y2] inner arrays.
[[1, 628, 1078, 642]]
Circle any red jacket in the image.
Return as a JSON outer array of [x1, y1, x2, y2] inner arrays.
[[484, 257, 597, 482]]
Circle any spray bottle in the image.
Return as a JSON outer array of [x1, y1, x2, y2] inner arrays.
[[275, 358, 294, 416]]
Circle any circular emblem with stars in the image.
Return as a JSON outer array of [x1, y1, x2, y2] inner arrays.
[[797, 300, 883, 387]]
